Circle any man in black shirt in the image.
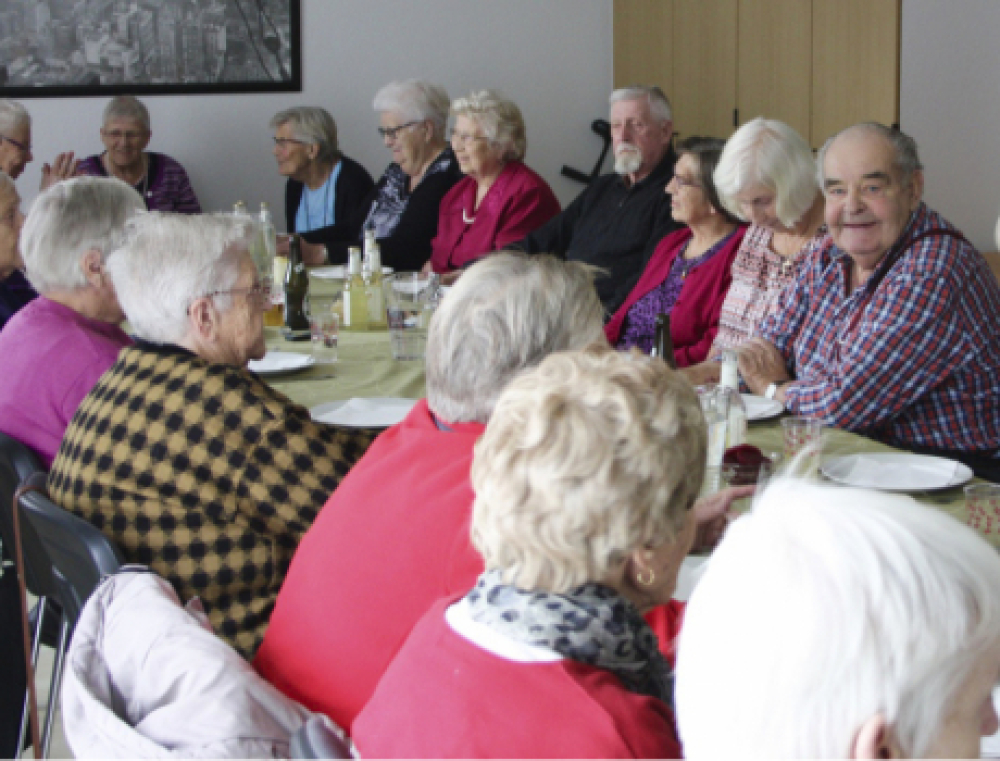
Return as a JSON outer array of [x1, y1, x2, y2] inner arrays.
[[511, 86, 679, 315]]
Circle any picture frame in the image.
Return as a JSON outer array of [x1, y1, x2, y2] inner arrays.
[[0, 0, 301, 98]]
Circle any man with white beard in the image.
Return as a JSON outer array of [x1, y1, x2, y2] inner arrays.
[[511, 86, 678, 314]]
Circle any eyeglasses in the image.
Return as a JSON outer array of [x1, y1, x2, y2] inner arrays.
[[272, 136, 307, 149], [669, 174, 701, 191], [206, 282, 271, 308], [377, 121, 419, 141], [102, 130, 147, 143], [449, 130, 488, 147], [0, 134, 31, 154]]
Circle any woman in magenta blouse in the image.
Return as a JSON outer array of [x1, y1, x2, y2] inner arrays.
[[606, 137, 746, 367], [425, 90, 560, 279]]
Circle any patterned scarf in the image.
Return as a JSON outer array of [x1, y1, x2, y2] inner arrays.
[[364, 147, 456, 238], [465, 570, 674, 706]]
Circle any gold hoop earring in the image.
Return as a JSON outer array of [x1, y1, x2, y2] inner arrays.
[[636, 568, 655, 586]]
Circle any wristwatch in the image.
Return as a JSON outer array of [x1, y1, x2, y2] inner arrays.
[[764, 382, 780, 400]]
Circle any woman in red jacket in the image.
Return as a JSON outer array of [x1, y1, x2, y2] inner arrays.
[[606, 137, 745, 367]]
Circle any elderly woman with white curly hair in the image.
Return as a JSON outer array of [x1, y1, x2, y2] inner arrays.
[[270, 105, 374, 265], [326, 80, 462, 270], [352, 346, 726, 757], [676, 480, 1000, 759], [425, 89, 560, 279], [0, 177, 143, 467], [48, 212, 376, 659], [682, 117, 828, 386]]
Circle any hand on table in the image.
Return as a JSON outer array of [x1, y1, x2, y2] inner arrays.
[[737, 339, 790, 396], [692, 485, 755, 552], [420, 260, 434, 277], [40, 152, 80, 190], [300, 239, 327, 265], [275, 234, 291, 257], [679, 360, 721, 387]]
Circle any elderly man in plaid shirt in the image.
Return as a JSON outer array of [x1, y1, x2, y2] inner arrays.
[[739, 123, 1000, 481]]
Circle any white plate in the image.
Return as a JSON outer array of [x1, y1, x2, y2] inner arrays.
[[311, 397, 417, 428], [248, 351, 315, 376], [741, 394, 784, 421], [821, 453, 973, 492], [311, 265, 394, 279]]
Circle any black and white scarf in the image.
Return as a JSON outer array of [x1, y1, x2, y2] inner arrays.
[[364, 147, 457, 239], [465, 570, 674, 706]]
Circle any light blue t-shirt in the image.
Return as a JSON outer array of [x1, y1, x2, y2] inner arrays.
[[296, 160, 342, 232]]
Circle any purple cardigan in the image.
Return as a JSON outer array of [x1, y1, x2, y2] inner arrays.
[[78, 152, 201, 214]]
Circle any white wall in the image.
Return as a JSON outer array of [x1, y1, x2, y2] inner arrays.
[[900, 0, 1000, 252], [17, 0, 613, 224]]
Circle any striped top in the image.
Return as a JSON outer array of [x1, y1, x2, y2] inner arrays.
[[78, 151, 201, 214]]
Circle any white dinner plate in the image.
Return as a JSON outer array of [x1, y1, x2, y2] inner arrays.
[[741, 394, 784, 422], [311, 265, 394, 279], [821, 453, 973, 492], [311, 397, 417, 428], [248, 351, 315, 376]]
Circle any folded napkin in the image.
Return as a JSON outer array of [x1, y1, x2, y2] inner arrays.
[[840, 455, 959, 490], [315, 398, 415, 428]]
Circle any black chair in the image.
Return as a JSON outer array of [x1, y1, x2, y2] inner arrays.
[[289, 716, 353, 759], [0, 433, 44, 759], [16, 482, 123, 758]]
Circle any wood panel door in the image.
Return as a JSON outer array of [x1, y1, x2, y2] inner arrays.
[[613, 0, 674, 95], [811, 0, 900, 147], [736, 0, 812, 141]]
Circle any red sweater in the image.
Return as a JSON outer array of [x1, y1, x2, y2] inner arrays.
[[605, 226, 746, 366], [430, 160, 560, 272], [353, 599, 682, 759]]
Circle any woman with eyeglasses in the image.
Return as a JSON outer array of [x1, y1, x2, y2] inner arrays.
[[423, 90, 560, 282], [270, 106, 375, 265], [606, 137, 746, 367], [325, 80, 462, 271], [78, 95, 201, 215]]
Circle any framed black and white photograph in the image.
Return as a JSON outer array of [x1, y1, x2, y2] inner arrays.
[[0, 0, 301, 97]]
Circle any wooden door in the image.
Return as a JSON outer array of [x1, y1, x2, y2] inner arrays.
[[613, 0, 674, 95]]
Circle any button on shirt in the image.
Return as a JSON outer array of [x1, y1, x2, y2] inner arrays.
[[759, 203, 1000, 456]]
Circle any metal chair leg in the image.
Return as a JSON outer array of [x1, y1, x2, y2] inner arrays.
[[16, 596, 47, 757], [40, 615, 68, 759]]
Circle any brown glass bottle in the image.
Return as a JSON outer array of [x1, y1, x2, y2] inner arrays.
[[651, 313, 677, 369], [283, 234, 310, 332]]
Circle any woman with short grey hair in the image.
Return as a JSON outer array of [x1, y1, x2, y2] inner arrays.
[[270, 106, 374, 265], [78, 95, 201, 214], [49, 211, 376, 659], [330, 79, 461, 271], [353, 347, 706, 757], [425, 90, 560, 279], [0, 177, 143, 466], [681, 117, 828, 386]]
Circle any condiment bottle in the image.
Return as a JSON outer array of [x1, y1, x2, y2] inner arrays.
[[283, 234, 310, 332]]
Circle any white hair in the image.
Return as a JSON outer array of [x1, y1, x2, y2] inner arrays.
[[714, 117, 818, 228], [0, 99, 30, 135], [425, 252, 606, 423], [609, 85, 672, 124], [20, 177, 144, 294], [675, 479, 1000, 759], [451, 89, 526, 162], [373, 79, 450, 138], [471, 346, 705, 593], [102, 95, 150, 131], [269, 106, 340, 164], [105, 212, 255, 344]]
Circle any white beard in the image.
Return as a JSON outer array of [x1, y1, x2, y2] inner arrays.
[[614, 144, 643, 176]]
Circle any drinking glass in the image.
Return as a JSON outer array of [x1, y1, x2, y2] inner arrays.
[[307, 296, 339, 364], [965, 484, 1000, 539], [781, 417, 824, 476], [385, 273, 437, 361], [698, 385, 730, 494]]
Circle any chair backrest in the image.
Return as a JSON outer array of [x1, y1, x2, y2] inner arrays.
[[16, 487, 123, 634], [289, 716, 353, 759], [0, 432, 47, 588]]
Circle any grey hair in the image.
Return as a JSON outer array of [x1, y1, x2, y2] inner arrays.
[[609, 85, 672, 124], [0, 100, 30, 135], [714, 117, 819, 228], [451, 89, 527, 162], [373, 79, 450, 138], [426, 252, 606, 423], [105, 212, 255, 344], [102, 95, 150, 131], [20, 177, 145, 294], [471, 346, 706, 593], [269, 106, 340, 164], [817, 122, 924, 190]]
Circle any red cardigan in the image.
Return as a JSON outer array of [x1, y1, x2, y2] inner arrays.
[[605, 225, 747, 367], [430, 160, 560, 273]]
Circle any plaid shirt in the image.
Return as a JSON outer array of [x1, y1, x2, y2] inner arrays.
[[759, 203, 1000, 456]]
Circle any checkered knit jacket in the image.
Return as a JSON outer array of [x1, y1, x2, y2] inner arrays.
[[49, 342, 376, 658]]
